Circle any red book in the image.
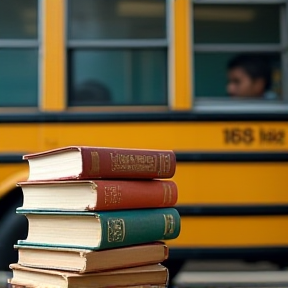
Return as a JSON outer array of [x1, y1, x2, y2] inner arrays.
[[18, 180, 178, 211], [23, 146, 176, 181]]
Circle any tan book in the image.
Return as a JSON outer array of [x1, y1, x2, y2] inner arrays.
[[15, 243, 168, 273], [9, 284, 166, 288], [9, 263, 168, 288]]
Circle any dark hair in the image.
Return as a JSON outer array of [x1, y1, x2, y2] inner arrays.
[[72, 80, 112, 105], [227, 54, 272, 91]]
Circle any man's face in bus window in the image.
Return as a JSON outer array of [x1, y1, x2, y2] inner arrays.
[[227, 67, 265, 98]]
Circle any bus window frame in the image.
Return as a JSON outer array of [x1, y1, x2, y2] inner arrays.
[[192, 0, 288, 112], [0, 0, 40, 109], [65, 0, 174, 110]]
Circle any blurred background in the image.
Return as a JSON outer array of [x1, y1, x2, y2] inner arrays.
[[0, 0, 288, 287]]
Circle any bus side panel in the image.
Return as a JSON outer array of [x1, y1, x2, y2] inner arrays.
[[168, 216, 288, 247], [1, 122, 288, 152], [175, 163, 288, 204]]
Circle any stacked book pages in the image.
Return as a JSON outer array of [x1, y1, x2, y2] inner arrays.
[[9, 146, 181, 288]]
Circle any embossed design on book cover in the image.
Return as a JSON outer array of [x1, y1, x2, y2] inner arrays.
[[162, 183, 173, 204], [108, 218, 125, 242], [89, 152, 100, 175], [159, 154, 171, 176], [104, 186, 122, 206], [110, 153, 157, 173], [163, 214, 175, 235]]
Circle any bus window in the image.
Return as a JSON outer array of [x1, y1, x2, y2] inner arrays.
[[195, 53, 281, 98], [0, 0, 38, 107], [192, 2, 286, 101], [0, 0, 37, 39], [67, 0, 168, 107], [68, 0, 166, 39], [194, 5, 279, 44]]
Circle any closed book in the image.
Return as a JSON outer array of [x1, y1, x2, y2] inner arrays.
[[9, 285, 166, 288], [23, 146, 176, 181], [9, 263, 168, 288], [17, 208, 180, 250], [18, 180, 177, 211], [15, 242, 168, 273]]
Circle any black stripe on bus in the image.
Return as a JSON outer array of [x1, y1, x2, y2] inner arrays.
[[1, 152, 288, 163], [0, 154, 24, 163], [1, 111, 288, 123], [176, 205, 288, 217], [169, 247, 288, 261]]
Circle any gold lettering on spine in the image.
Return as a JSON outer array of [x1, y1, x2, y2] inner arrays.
[[89, 152, 99, 175], [163, 214, 175, 235], [104, 186, 122, 206], [107, 218, 125, 242], [159, 154, 171, 176], [110, 153, 157, 172], [162, 183, 172, 204]]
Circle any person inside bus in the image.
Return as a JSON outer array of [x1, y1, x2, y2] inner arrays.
[[227, 53, 277, 99], [71, 79, 112, 105]]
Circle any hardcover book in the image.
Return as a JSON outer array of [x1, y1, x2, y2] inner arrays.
[[18, 180, 177, 211], [9, 285, 166, 288], [15, 242, 168, 273], [23, 146, 176, 181], [9, 263, 168, 288], [17, 208, 181, 250]]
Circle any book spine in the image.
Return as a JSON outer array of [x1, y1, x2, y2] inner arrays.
[[80, 147, 176, 179], [98, 208, 180, 250], [90, 180, 178, 210]]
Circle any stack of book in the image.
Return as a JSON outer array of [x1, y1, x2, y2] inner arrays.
[[9, 146, 181, 288]]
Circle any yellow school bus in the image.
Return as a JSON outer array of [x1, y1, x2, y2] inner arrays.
[[1, 0, 288, 277]]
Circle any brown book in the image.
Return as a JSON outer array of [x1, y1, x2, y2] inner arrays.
[[23, 146, 176, 181], [9, 263, 168, 288], [15, 243, 168, 273], [17, 180, 177, 211]]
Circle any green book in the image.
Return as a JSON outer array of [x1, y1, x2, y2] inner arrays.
[[17, 208, 180, 250]]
